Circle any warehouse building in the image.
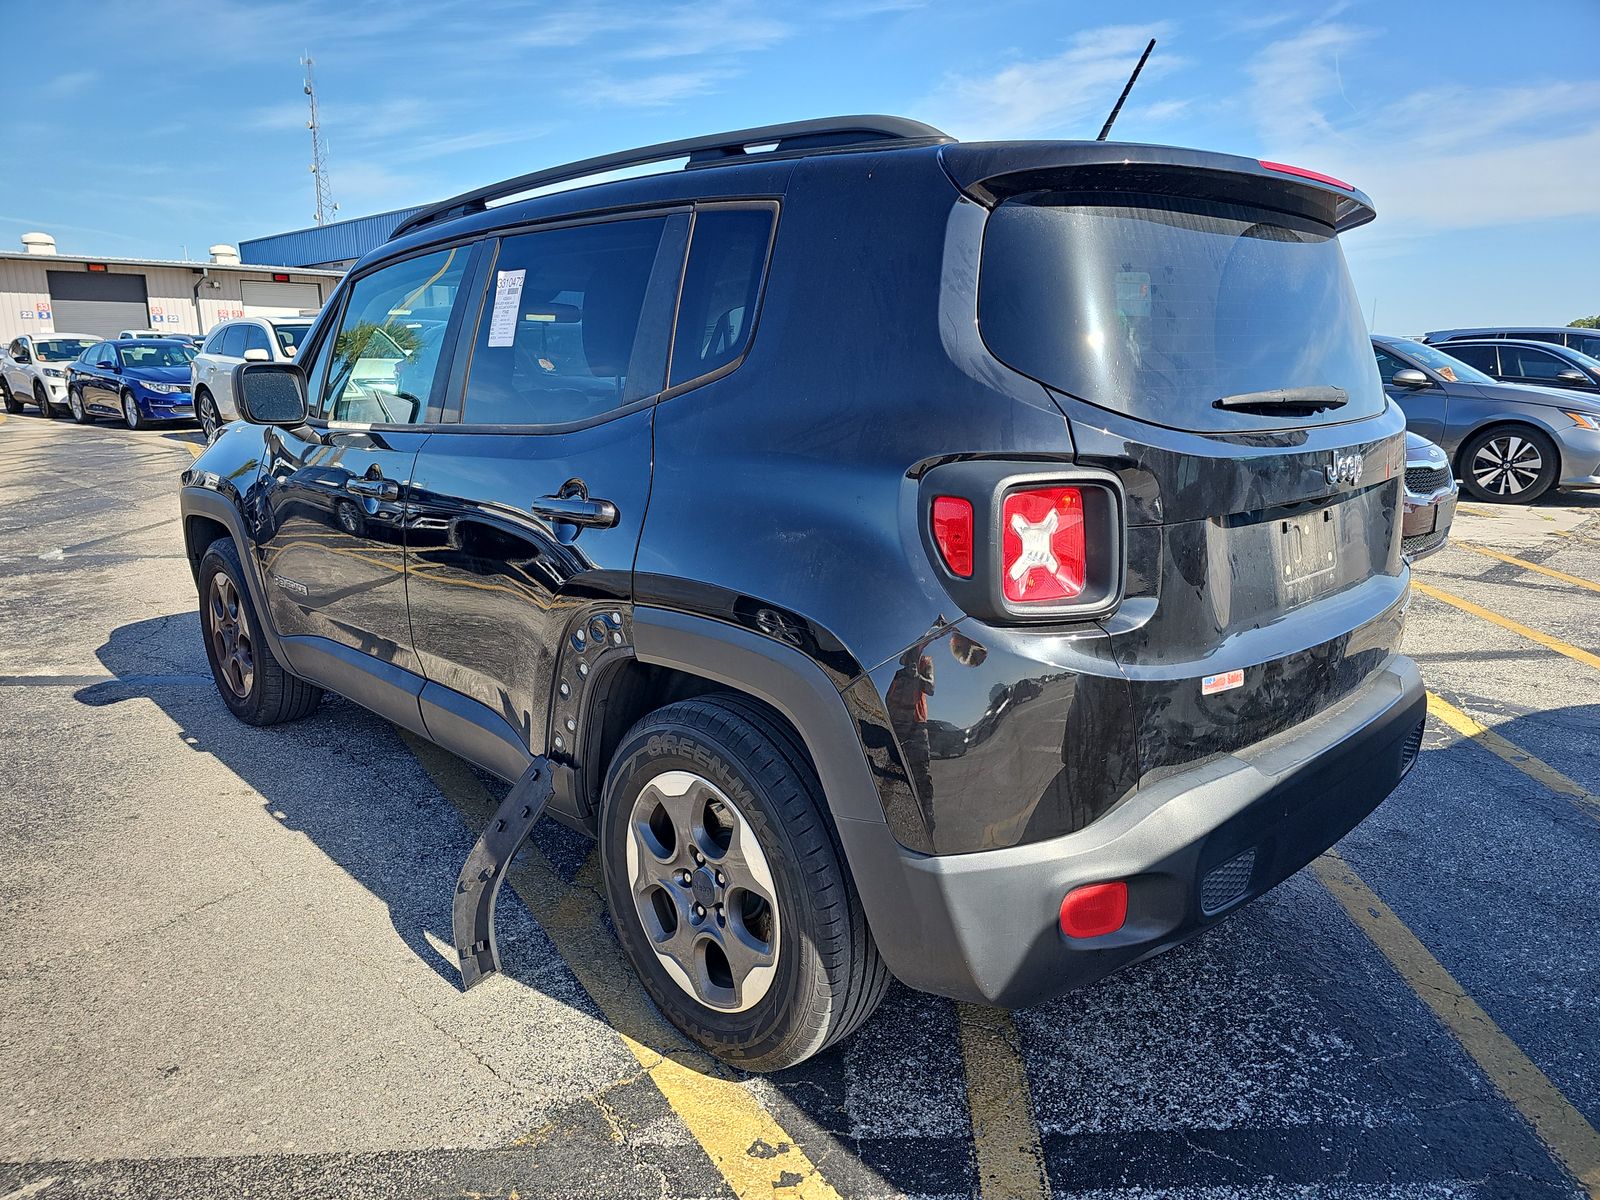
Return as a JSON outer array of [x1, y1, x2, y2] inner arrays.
[[239, 205, 424, 271], [0, 233, 343, 344]]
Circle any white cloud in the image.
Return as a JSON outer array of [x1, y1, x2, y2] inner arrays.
[[587, 69, 736, 108], [1246, 23, 1600, 231], [921, 23, 1181, 141]]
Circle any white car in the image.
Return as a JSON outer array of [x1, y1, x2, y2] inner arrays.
[[2, 334, 101, 418], [191, 316, 311, 439], [118, 329, 166, 339]]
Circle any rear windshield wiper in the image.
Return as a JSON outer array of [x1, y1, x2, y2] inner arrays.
[[1213, 385, 1349, 415]]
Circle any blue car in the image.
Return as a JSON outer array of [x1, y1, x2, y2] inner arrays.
[[64, 338, 196, 429]]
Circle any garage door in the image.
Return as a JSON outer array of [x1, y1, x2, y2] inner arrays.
[[47, 270, 150, 338], [240, 280, 324, 319]]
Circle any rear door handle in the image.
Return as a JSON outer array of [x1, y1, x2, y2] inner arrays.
[[346, 477, 399, 500], [529, 494, 618, 529]]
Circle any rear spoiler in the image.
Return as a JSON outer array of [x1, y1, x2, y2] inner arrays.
[[939, 141, 1376, 233]]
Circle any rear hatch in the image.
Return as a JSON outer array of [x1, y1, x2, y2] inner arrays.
[[949, 143, 1408, 783]]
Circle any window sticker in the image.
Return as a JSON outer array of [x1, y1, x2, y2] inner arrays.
[[486, 269, 526, 348], [1437, 366, 1457, 382]]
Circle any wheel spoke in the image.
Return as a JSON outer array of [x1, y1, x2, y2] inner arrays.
[[625, 767, 783, 1013], [718, 903, 778, 1005]]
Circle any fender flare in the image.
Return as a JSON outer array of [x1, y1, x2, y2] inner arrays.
[[630, 605, 944, 991], [180, 486, 291, 664]]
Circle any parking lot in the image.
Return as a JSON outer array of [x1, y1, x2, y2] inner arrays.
[[1, 409, 1596, 1199]]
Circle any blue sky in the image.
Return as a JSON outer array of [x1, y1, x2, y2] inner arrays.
[[12, 0, 1597, 332]]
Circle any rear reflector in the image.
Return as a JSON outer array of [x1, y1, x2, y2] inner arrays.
[[931, 495, 974, 577], [1002, 486, 1085, 603], [1258, 159, 1353, 191], [1060, 881, 1127, 939]]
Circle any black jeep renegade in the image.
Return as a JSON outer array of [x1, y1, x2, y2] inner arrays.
[[180, 116, 1426, 1071]]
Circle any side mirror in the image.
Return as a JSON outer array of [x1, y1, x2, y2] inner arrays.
[[1391, 368, 1430, 388], [233, 361, 308, 426], [107, 361, 122, 373], [242, 347, 271, 363], [1557, 369, 1588, 384]]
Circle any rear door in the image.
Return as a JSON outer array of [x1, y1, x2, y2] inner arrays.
[[253, 243, 474, 714], [403, 210, 687, 782]]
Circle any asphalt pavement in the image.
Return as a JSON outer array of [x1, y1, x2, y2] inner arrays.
[[1, 409, 1596, 1200]]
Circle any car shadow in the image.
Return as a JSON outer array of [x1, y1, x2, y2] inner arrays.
[[75, 612, 518, 991], [69, 614, 1600, 1196]]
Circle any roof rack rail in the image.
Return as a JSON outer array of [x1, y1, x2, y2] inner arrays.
[[389, 115, 952, 241]]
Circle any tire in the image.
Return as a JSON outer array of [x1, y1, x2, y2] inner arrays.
[[197, 389, 222, 441], [197, 537, 323, 725], [34, 382, 54, 419], [0, 379, 19, 415], [68, 385, 94, 424], [600, 694, 889, 1072], [1459, 425, 1559, 504], [122, 389, 144, 431]]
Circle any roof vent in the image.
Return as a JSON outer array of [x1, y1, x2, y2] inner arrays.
[[21, 232, 56, 255], [208, 244, 240, 265]]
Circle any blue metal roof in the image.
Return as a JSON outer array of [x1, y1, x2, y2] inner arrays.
[[239, 205, 426, 268]]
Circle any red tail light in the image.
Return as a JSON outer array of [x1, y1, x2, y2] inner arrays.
[[1001, 486, 1085, 604], [930, 495, 974, 577], [1060, 881, 1127, 938]]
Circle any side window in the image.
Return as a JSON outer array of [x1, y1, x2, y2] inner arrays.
[[462, 217, 667, 426], [1568, 333, 1600, 360], [321, 245, 469, 424], [669, 207, 774, 388], [220, 324, 247, 358], [1373, 349, 1406, 384], [101, 345, 119, 368], [1505, 347, 1566, 380], [1446, 344, 1497, 373], [7, 339, 21, 359], [202, 327, 227, 354], [242, 324, 272, 355], [1520, 331, 1561, 345]]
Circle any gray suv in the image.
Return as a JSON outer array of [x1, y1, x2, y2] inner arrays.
[[1373, 335, 1600, 502]]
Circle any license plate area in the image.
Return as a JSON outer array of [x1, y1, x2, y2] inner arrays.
[[1281, 509, 1337, 585]]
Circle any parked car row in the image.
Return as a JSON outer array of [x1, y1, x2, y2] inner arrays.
[[1373, 333, 1600, 503], [0, 316, 314, 435]]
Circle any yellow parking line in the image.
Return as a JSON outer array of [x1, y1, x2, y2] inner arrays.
[[1457, 541, 1600, 595], [957, 1005, 1050, 1200], [1312, 852, 1600, 1198], [401, 733, 844, 1200], [1427, 693, 1600, 822], [1411, 580, 1600, 672]]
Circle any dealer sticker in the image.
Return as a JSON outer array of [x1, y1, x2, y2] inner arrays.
[[1202, 668, 1244, 696]]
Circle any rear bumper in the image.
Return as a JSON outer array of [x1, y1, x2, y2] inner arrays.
[[842, 654, 1425, 1007]]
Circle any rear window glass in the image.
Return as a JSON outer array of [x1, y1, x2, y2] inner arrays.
[[462, 217, 667, 426], [978, 193, 1383, 431], [274, 324, 310, 354], [670, 207, 773, 388]]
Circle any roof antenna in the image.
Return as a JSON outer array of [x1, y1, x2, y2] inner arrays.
[[1096, 38, 1156, 142]]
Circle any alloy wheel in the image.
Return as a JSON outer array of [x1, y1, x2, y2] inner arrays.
[[206, 572, 255, 699], [69, 389, 84, 421], [123, 393, 139, 428], [34, 384, 51, 418], [624, 769, 780, 1012], [1471, 435, 1543, 497], [200, 395, 219, 441]]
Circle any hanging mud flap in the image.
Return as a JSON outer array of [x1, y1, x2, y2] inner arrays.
[[452, 757, 555, 990]]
